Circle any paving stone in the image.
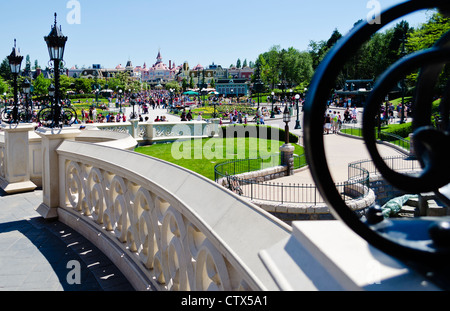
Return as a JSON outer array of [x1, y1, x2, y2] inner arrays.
[[0, 189, 134, 291]]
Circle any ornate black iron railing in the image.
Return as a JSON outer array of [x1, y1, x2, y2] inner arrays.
[[304, 0, 450, 272]]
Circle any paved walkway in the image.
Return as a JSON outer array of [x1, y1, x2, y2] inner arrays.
[[0, 189, 134, 291], [277, 133, 406, 185]]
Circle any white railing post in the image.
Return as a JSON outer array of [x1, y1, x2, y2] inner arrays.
[[0, 123, 37, 194], [35, 127, 81, 219]]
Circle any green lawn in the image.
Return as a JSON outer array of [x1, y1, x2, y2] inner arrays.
[[70, 97, 122, 117], [134, 137, 304, 180]]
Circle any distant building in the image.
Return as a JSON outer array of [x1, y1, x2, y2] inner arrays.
[[335, 79, 374, 106], [141, 51, 178, 84], [215, 78, 250, 97]]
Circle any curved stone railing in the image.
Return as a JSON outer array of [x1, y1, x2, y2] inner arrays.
[[56, 140, 291, 291], [88, 120, 219, 145]]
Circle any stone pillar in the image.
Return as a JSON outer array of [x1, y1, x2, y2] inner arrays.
[[280, 143, 295, 176], [0, 123, 37, 194], [35, 127, 81, 219], [130, 119, 139, 139]]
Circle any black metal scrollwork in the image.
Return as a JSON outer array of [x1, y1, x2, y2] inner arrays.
[[304, 0, 450, 267]]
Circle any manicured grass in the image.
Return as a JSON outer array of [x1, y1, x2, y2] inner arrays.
[[70, 97, 122, 117], [134, 137, 304, 180]]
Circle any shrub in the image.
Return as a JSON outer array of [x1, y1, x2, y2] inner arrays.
[[382, 122, 412, 138], [220, 124, 299, 144]]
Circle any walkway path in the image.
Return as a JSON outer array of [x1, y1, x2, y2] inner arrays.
[[0, 189, 134, 291], [278, 133, 406, 185]]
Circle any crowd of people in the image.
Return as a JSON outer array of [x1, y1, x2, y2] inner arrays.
[[323, 107, 359, 134]]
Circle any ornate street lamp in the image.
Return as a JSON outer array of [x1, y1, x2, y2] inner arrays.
[[253, 80, 264, 110], [212, 96, 218, 118], [294, 94, 301, 130], [7, 39, 23, 124], [283, 105, 291, 145], [22, 79, 32, 122], [44, 13, 68, 128], [271, 92, 275, 118], [119, 89, 123, 113], [130, 93, 137, 119]]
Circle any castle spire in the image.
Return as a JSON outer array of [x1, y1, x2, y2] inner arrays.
[[156, 49, 162, 63]]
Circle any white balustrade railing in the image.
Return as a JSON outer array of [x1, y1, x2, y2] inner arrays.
[[91, 120, 218, 144], [56, 140, 291, 291], [0, 144, 5, 179]]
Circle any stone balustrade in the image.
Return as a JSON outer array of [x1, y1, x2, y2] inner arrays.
[[88, 120, 219, 145], [55, 139, 291, 291], [0, 123, 439, 291]]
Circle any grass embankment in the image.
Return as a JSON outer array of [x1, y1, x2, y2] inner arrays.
[[135, 137, 304, 180]]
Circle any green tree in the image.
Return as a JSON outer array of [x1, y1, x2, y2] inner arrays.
[[0, 58, 11, 81], [33, 73, 51, 95], [74, 78, 91, 94], [0, 76, 9, 95], [236, 58, 241, 68], [407, 12, 450, 93], [165, 80, 181, 92], [182, 78, 188, 91], [25, 55, 31, 73], [407, 12, 450, 52]]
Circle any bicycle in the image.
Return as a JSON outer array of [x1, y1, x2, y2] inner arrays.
[[37, 102, 78, 127], [1, 105, 34, 124]]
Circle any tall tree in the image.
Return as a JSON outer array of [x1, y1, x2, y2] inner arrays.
[[0, 58, 12, 81], [0, 76, 9, 95], [33, 73, 51, 95]]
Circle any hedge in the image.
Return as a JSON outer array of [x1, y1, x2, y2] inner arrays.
[[381, 122, 412, 138], [220, 124, 299, 144]]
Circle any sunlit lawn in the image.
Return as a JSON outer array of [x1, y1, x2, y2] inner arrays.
[[134, 137, 304, 180]]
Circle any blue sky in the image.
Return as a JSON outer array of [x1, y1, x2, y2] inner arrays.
[[0, 0, 434, 70]]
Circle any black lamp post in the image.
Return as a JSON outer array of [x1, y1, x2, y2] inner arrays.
[[294, 94, 301, 129], [169, 88, 174, 108], [44, 13, 68, 128], [283, 105, 291, 145], [131, 93, 137, 119], [271, 92, 275, 118], [119, 89, 123, 113], [22, 79, 32, 122], [253, 80, 264, 111], [7, 39, 23, 124], [95, 87, 100, 107], [212, 97, 218, 118]]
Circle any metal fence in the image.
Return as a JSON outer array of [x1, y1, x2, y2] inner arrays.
[[348, 155, 421, 179], [340, 124, 411, 151], [231, 177, 370, 204], [214, 154, 307, 181], [215, 153, 371, 205]]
